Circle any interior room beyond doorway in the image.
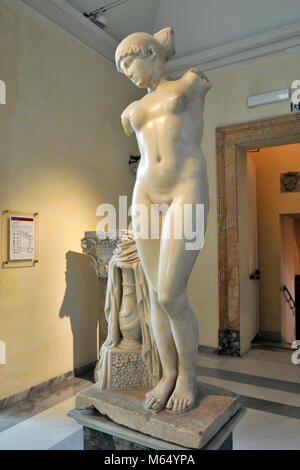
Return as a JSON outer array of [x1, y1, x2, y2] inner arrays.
[[247, 144, 300, 349]]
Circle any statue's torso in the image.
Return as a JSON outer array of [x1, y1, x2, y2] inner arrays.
[[122, 70, 211, 203]]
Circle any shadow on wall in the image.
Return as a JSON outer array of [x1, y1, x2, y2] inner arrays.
[[59, 251, 99, 373]]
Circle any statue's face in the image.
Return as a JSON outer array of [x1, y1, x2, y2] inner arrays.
[[120, 54, 155, 88]]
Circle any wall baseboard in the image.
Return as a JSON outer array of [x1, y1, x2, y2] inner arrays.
[[0, 361, 96, 410], [254, 331, 281, 342], [198, 344, 219, 355]]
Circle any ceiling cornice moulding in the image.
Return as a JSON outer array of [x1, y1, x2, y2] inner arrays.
[[167, 21, 300, 76], [20, 0, 117, 64]]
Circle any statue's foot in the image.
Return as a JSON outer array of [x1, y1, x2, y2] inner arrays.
[[144, 376, 176, 412], [166, 373, 196, 414]]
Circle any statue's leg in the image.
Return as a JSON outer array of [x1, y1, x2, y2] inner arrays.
[[144, 289, 178, 411], [132, 184, 178, 411], [157, 181, 208, 413]]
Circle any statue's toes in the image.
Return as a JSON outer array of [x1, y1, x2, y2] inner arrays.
[[166, 396, 193, 413], [145, 394, 165, 412], [145, 394, 155, 408], [151, 399, 162, 410], [182, 398, 193, 412], [172, 398, 180, 412], [166, 395, 174, 409], [178, 399, 184, 412], [182, 399, 189, 411]]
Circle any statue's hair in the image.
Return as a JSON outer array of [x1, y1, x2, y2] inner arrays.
[[115, 27, 175, 72]]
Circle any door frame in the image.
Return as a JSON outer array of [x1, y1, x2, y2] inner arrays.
[[216, 112, 300, 356]]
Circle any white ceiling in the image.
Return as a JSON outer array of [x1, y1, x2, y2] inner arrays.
[[155, 0, 300, 58], [21, 0, 300, 73], [66, 0, 300, 57]]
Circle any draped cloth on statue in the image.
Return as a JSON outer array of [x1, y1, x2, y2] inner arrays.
[[98, 236, 161, 388]]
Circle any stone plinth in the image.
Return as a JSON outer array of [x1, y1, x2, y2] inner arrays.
[[74, 381, 241, 449], [68, 407, 246, 450]]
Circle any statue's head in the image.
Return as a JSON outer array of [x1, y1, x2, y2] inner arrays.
[[115, 27, 175, 89]]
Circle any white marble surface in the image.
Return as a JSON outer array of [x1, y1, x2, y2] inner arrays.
[[234, 408, 300, 450], [197, 349, 300, 383], [196, 375, 300, 408], [0, 397, 80, 450]]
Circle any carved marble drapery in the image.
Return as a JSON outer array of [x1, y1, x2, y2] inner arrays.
[[81, 231, 122, 352]]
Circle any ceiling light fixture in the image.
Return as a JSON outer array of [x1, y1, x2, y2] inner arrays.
[[84, 0, 131, 29]]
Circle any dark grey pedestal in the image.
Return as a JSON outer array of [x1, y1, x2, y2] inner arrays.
[[83, 425, 234, 450]]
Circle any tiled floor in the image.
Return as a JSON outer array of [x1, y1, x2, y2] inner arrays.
[[0, 372, 93, 450], [0, 348, 299, 450]]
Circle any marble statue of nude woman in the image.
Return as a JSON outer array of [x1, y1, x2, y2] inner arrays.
[[115, 27, 212, 413]]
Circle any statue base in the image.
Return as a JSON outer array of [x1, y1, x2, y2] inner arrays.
[[73, 381, 242, 449], [68, 406, 246, 450], [97, 342, 152, 389]]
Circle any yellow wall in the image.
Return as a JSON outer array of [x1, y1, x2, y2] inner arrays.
[[0, 0, 141, 399], [248, 144, 300, 334]]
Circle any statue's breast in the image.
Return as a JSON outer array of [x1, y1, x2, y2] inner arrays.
[[163, 93, 187, 114], [130, 108, 148, 131], [130, 92, 187, 132]]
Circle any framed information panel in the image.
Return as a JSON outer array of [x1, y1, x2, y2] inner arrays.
[[1, 210, 39, 268]]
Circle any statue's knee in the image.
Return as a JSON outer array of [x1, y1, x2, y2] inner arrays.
[[158, 290, 171, 313], [158, 289, 185, 316]]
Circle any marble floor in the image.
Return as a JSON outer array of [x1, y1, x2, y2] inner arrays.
[[0, 348, 299, 450]]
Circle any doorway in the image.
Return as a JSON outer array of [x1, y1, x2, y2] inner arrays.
[[245, 145, 300, 350], [216, 112, 300, 356]]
